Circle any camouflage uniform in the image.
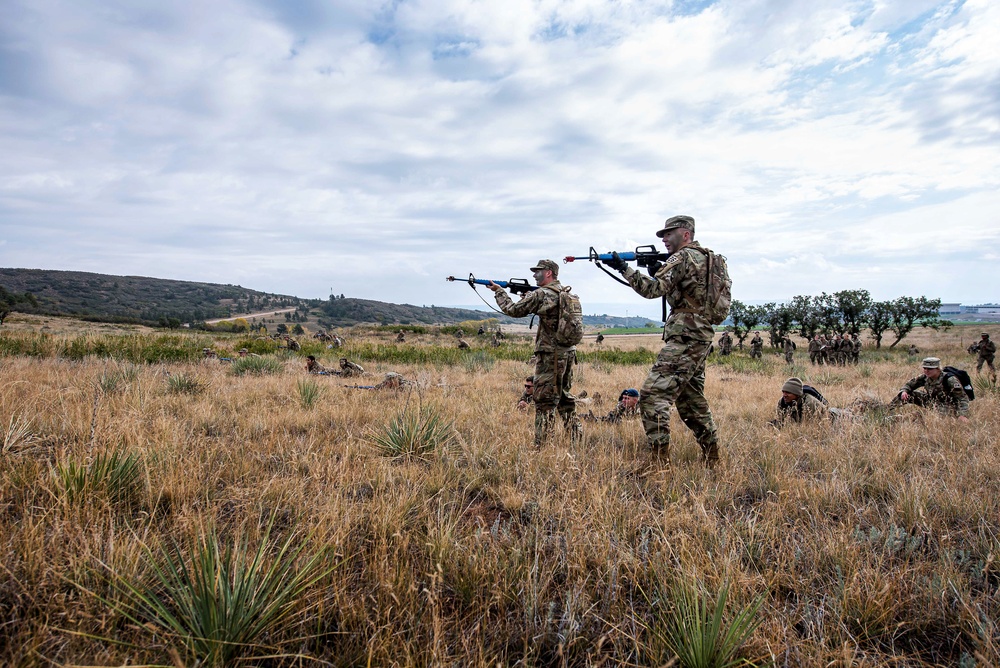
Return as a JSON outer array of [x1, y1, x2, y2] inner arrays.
[[396, 331, 406, 343], [457, 338, 471, 350], [749, 333, 763, 359], [774, 393, 829, 427], [851, 335, 862, 364], [977, 335, 996, 378], [339, 359, 365, 377], [373, 372, 412, 390], [718, 332, 732, 356], [595, 399, 641, 423], [494, 277, 581, 446], [618, 240, 720, 465], [838, 337, 852, 366], [808, 337, 823, 365], [898, 372, 970, 417], [783, 337, 795, 363]]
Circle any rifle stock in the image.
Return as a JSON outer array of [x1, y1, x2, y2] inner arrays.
[[446, 273, 537, 295]]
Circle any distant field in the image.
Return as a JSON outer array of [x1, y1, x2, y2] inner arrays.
[[1, 318, 997, 666]]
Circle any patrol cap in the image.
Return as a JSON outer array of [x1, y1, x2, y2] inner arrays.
[[655, 214, 695, 238], [921, 357, 942, 369], [621, 388, 639, 398], [530, 259, 559, 277], [781, 377, 804, 397], [982, 332, 990, 337]]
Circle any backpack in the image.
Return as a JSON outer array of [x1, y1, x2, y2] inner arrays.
[[943, 366, 975, 401], [802, 384, 828, 405], [551, 286, 584, 348], [691, 247, 732, 325]]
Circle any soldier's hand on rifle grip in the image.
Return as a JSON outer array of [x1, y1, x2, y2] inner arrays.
[[604, 251, 628, 272], [646, 261, 663, 276]]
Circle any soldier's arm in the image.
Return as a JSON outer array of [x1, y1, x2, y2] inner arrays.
[[494, 287, 547, 318], [900, 375, 924, 396], [621, 253, 684, 299], [946, 376, 970, 418]]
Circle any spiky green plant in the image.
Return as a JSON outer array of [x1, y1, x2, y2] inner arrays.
[[297, 378, 323, 408], [105, 524, 335, 666], [55, 449, 143, 505], [647, 578, 765, 668], [167, 372, 204, 395], [973, 374, 998, 397], [370, 406, 455, 459], [462, 350, 496, 373], [229, 355, 284, 377], [2, 413, 34, 455], [96, 370, 124, 394]]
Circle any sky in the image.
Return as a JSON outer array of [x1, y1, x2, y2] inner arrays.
[[1, 0, 998, 319]]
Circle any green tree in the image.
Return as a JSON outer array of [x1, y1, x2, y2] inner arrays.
[[728, 300, 768, 347], [0, 287, 38, 326], [291, 323, 305, 336], [789, 295, 822, 340], [836, 289, 872, 336], [276, 323, 288, 335], [764, 302, 794, 348], [888, 296, 948, 348], [865, 300, 894, 348]]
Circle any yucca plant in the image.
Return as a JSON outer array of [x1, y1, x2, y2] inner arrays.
[[2, 413, 34, 455], [104, 524, 335, 666], [369, 406, 455, 459], [56, 449, 143, 506], [973, 374, 998, 397], [296, 378, 323, 408], [646, 578, 765, 668], [229, 355, 284, 376], [96, 370, 124, 395], [167, 372, 204, 395], [462, 350, 496, 373]]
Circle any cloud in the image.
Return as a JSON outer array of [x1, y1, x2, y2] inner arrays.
[[1, 0, 997, 309]]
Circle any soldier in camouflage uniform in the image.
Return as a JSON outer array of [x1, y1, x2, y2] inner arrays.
[[808, 336, 823, 365], [339, 357, 365, 377], [603, 215, 721, 468], [782, 336, 795, 364], [718, 331, 732, 356], [489, 260, 582, 446], [771, 377, 830, 427], [749, 331, 763, 359], [896, 357, 970, 421], [851, 334, 862, 364], [976, 333, 996, 380], [517, 376, 535, 411], [584, 388, 640, 423]]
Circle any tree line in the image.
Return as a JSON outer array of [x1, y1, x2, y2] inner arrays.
[[728, 290, 949, 349]]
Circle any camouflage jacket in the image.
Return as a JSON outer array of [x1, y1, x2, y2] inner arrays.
[[494, 280, 573, 353], [600, 400, 641, 423], [808, 339, 822, 353], [775, 393, 829, 426], [979, 340, 996, 359], [750, 336, 763, 351], [621, 241, 715, 342], [901, 373, 970, 417]]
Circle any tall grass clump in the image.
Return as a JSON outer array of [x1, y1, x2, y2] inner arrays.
[[370, 406, 455, 459], [229, 355, 284, 376], [55, 449, 143, 506], [102, 524, 335, 666], [297, 378, 323, 408], [646, 578, 765, 668], [166, 372, 204, 395], [463, 350, 496, 373], [973, 374, 998, 397], [2, 413, 34, 455]]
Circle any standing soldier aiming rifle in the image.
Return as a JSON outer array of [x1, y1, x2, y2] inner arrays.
[[488, 260, 583, 447], [602, 215, 731, 469]]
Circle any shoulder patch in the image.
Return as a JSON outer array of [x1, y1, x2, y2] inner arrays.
[[663, 254, 683, 268]]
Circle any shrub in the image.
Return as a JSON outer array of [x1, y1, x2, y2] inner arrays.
[[370, 406, 455, 459], [463, 350, 496, 373], [55, 449, 143, 506], [229, 356, 283, 377], [166, 373, 204, 395], [297, 378, 323, 408]]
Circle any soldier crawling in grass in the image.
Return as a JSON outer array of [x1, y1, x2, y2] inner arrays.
[[488, 260, 582, 446], [895, 357, 970, 422]]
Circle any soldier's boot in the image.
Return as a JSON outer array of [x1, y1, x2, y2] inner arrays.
[[696, 430, 720, 469]]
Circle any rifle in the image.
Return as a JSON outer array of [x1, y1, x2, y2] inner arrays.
[[343, 384, 376, 389], [446, 273, 537, 295], [564, 245, 671, 320]]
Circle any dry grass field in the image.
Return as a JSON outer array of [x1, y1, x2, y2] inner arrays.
[[1, 316, 998, 667]]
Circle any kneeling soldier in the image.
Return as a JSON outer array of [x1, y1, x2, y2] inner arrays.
[[896, 357, 970, 422]]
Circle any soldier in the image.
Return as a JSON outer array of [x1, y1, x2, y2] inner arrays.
[[907, 344, 919, 356], [851, 334, 862, 364], [976, 333, 996, 380], [595, 333, 605, 345], [396, 330, 406, 343], [373, 372, 412, 390], [517, 376, 534, 411], [602, 215, 722, 469], [771, 377, 829, 427], [339, 357, 365, 377], [838, 335, 852, 366], [488, 260, 582, 446], [457, 338, 471, 350], [202, 347, 217, 359], [584, 388, 640, 423], [718, 331, 732, 356], [491, 332, 502, 347], [808, 335, 823, 365], [896, 357, 970, 422], [749, 331, 763, 359], [331, 334, 343, 348], [782, 336, 795, 364], [305, 355, 330, 374]]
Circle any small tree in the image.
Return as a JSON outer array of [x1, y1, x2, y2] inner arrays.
[[888, 296, 947, 348], [836, 289, 872, 336], [764, 302, 795, 348], [276, 323, 288, 335], [728, 300, 767, 348], [0, 287, 38, 326], [865, 300, 894, 348], [789, 295, 822, 340]]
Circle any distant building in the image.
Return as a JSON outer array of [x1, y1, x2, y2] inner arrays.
[[965, 303, 1000, 314], [939, 303, 961, 316]]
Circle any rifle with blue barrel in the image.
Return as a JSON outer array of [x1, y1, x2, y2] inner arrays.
[[563, 245, 671, 320], [446, 273, 537, 295]]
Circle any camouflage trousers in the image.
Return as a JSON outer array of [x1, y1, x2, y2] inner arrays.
[[532, 350, 581, 446], [977, 355, 996, 376], [809, 352, 822, 365], [784, 351, 794, 363], [638, 337, 719, 465], [750, 348, 762, 359]]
